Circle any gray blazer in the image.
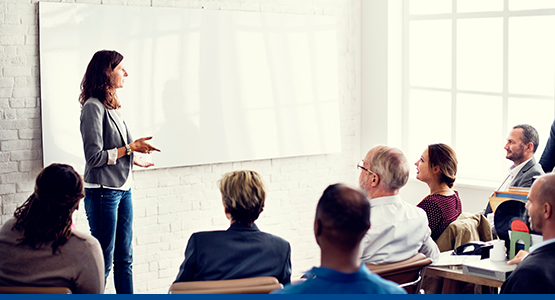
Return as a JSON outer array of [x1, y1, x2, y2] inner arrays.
[[484, 157, 544, 215], [80, 98, 133, 188], [511, 157, 545, 188]]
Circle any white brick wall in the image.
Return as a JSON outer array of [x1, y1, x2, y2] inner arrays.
[[0, 0, 361, 294]]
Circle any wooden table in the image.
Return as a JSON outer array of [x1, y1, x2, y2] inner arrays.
[[423, 266, 504, 294]]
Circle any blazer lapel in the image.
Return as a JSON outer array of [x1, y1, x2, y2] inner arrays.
[[520, 158, 536, 174], [107, 109, 126, 144]]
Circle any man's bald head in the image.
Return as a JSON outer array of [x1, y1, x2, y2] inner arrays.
[[533, 174, 555, 208], [526, 174, 555, 235]]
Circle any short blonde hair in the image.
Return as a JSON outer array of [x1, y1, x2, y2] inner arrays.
[[219, 170, 265, 226]]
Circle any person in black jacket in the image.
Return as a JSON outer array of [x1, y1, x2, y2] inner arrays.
[[540, 119, 555, 173], [501, 173, 555, 294], [174, 170, 291, 284]]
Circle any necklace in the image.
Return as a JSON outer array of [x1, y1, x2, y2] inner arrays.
[[430, 188, 452, 195]]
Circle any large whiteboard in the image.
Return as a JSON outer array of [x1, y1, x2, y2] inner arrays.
[[39, 3, 341, 172]]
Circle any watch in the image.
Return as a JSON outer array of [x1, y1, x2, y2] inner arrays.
[[125, 144, 132, 156]]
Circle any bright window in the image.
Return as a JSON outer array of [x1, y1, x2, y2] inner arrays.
[[401, 1, 555, 186]]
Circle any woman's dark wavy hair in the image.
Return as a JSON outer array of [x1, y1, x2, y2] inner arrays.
[[12, 163, 84, 254], [79, 50, 123, 109]]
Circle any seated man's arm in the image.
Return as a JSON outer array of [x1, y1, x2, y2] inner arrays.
[[419, 235, 440, 262], [174, 234, 198, 283], [278, 243, 292, 284]]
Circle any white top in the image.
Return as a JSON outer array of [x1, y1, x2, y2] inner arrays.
[[360, 195, 440, 264]]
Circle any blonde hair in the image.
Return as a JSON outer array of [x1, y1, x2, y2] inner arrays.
[[219, 170, 265, 226]]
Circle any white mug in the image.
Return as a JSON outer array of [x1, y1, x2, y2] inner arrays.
[[490, 239, 506, 261]]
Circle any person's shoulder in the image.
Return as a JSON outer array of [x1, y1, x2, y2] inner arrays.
[[189, 230, 227, 242], [82, 97, 103, 108], [502, 256, 553, 293], [531, 162, 545, 175], [361, 266, 407, 294], [271, 281, 308, 294], [71, 228, 101, 248], [417, 194, 431, 203], [81, 98, 107, 114], [192, 230, 225, 236], [524, 157, 544, 173], [0, 218, 20, 242], [65, 228, 103, 261], [0, 218, 17, 232], [538, 242, 555, 251], [523, 246, 555, 265], [417, 195, 437, 207], [404, 199, 428, 217], [257, 230, 291, 249]]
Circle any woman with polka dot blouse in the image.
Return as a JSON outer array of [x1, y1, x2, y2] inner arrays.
[[415, 143, 462, 240]]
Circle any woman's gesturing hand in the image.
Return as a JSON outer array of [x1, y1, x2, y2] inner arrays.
[[130, 137, 161, 154]]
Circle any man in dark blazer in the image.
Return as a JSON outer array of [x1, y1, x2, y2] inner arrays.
[[539, 119, 555, 173], [174, 170, 291, 284], [501, 173, 555, 294], [484, 124, 545, 215]]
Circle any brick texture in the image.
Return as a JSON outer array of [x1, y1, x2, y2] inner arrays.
[[0, 0, 361, 294]]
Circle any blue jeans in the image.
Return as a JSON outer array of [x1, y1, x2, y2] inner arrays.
[[84, 188, 133, 294]]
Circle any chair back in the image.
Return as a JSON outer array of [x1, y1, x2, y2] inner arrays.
[[366, 253, 432, 294], [0, 286, 72, 294], [168, 276, 282, 294]]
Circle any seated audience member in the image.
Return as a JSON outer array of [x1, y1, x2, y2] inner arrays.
[[501, 173, 555, 294], [415, 143, 462, 240], [174, 170, 291, 284], [539, 119, 555, 173], [273, 184, 405, 294], [0, 163, 104, 294], [484, 124, 544, 216], [358, 145, 439, 264]]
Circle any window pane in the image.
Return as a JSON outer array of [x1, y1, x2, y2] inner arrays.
[[409, 20, 452, 88], [457, 18, 503, 93], [508, 16, 555, 97], [407, 89, 452, 172], [409, 0, 452, 15], [456, 94, 506, 183], [508, 97, 555, 160], [457, 0, 503, 13], [510, 0, 555, 10]]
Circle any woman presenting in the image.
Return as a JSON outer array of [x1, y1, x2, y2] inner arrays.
[[79, 50, 160, 294]]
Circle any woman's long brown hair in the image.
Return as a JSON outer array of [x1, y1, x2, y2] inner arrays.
[[78, 50, 123, 109], [13, 163, 85, 254]]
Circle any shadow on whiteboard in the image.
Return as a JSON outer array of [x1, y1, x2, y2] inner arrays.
[[39, 2, 341, 173]]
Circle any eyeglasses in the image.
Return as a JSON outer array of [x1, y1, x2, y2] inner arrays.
[[357, 160, 376, 175]]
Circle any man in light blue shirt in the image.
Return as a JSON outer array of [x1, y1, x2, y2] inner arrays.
[[272, 184, 405, 294], [501, 173, 555, 294]]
